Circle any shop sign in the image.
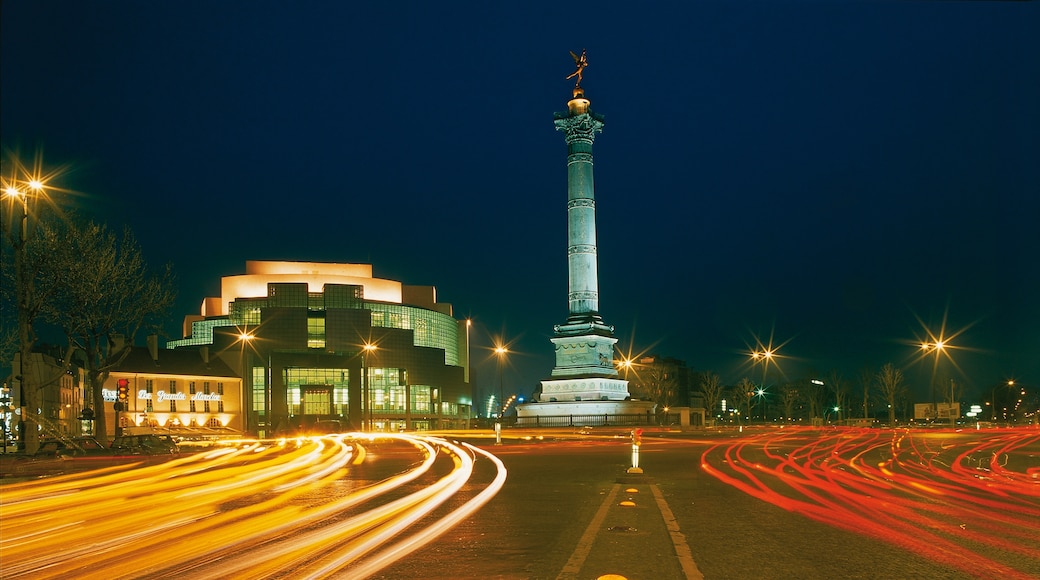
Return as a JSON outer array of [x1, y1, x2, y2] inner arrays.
[[136, 390, 221, 402]]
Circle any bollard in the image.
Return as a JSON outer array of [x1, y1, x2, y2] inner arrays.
[[627, 428, 643, 474]]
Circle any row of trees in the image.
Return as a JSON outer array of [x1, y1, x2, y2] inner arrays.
[[2, 181, 175, 452], [697, 363, 909, 424], [624, 356, 914, 424]]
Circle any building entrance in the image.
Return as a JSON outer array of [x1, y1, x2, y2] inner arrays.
[[300, 386, 333, 416]]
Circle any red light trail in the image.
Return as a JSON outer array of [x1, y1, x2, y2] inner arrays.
[[701, 427, 1040, 579]]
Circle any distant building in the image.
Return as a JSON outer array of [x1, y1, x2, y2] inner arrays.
[[168, 261, 471, 434], [9, 349, 87, 443], [623, 355, 697, 409]]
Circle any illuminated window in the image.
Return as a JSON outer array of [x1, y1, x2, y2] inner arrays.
[[302, 387, 332, 415], [284, 367, 350, 417], [411, 386, 432, 413], [308, 316, 326, 349], [252, 367, 266, 413]]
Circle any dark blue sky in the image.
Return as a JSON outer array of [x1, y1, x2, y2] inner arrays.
[[3, 1, 1038, 403]]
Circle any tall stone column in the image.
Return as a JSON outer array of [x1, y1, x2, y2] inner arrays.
[[542, 86, 625, 398], [554, 90, 605, 325], [553, 88, 613, 336], [517, 59, 657, 422]]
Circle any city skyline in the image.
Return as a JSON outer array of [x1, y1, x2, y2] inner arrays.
[[3, 2, 1038, 403]]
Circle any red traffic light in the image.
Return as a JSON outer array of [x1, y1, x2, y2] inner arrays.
[[116, 378, 130, 402]]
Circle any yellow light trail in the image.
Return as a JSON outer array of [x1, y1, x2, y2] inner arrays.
[[0, 433, 506, 579]]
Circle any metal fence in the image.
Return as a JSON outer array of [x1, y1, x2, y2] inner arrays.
[[513, 413, 655, 428]]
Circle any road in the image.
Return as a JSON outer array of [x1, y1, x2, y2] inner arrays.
[[0, 434, 504, 579], [377, 426, 1040, 580], [1, 427, 1038, 579]]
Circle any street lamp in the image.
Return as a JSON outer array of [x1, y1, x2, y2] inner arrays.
[[494, 345, 508, 419], [755, 387, 767, 422], [361, 343, 377, 432], [991, 380, 1015, 423], [994, 382, 1010, 422], [617, 357, 633, 378], [919, 340, 957, 425], [825, 405, 840, 424], [235, 331, 269, 436], [493, 344, 508, 445], [749, 349, 775, 421], [3, 173, 47, 452]]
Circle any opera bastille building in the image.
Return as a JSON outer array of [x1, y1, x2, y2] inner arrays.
[[167, 260, 471, 435]]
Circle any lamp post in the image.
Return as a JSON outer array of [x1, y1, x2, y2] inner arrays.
[[920, 341, 941, 421], [991, 380, 1014, 423], [617, 358, 632, 378], [825, 405, 840, 425], [4, 175, 45, 453], [494, 345, 507, 444], [749, 349, 774, 422], [361, 343, 377, 432], [919, 340, 956, 425], [236, 332, 266, 436]]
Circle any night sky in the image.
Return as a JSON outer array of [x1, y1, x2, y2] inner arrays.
[[3, 2, 1038, 405]]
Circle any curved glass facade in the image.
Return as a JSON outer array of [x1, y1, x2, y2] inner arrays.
[[170, 275, 470, 434], [173, 295, 461, 365], [366, 303, 459, 365]]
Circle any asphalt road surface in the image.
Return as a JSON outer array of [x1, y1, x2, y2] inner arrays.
[[2, 427, 1037, 579], [376, 426, 1040, 580]]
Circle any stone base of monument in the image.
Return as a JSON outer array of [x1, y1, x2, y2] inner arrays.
[[515, 399, 657, 427]]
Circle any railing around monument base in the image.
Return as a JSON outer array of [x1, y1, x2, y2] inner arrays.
[[513, 413, 654, 428]]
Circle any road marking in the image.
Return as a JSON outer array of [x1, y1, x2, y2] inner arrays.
[[556, 483, 621, 580], [650, 483, 703, 580]]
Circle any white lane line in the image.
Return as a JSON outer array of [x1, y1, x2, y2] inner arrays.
[[556, 483, 621, 580], [650, 483, 704, 580]]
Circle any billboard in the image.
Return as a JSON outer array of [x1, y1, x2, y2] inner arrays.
[[914, 402, 961, 420]]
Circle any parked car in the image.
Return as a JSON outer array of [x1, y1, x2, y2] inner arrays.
[[310, 419, 345, 434], [109, 434, 180, 455], [34, 436, 112, 459]]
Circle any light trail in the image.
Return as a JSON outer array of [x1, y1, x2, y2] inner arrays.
[[0, 433, 505, 579], [701, 427, 1040, 579]]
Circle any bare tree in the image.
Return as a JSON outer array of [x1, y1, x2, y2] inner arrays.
[[857, 366, 874, 420], [875, 363, 904, 425], [804, 376, 827, 421], [641, 359, 679, 411], [39, 219, 175, 443], [699, 371, 723, 426], [826, 370, 849, 423], [731, 378, 755, 424], [778, 382, 801, 422]]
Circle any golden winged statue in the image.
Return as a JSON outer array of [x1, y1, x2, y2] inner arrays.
[[566, 49, 588, 87]]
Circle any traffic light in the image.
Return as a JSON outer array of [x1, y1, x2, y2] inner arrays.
[[632, 428, 643, 446], [117, 378, 130, 402]]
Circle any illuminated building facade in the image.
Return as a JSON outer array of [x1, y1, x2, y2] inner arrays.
[[107, 345, 244, 436], [168, 261, 471, 434]]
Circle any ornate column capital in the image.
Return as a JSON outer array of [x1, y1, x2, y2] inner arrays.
[[554, 113, 605, 145]]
